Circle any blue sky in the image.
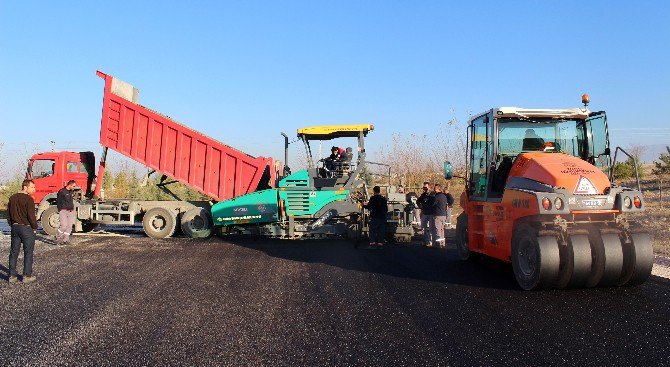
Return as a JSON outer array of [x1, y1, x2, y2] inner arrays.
[[1, 1, 668, 179]]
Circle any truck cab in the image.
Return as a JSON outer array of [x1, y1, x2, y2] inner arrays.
[[27, 151, 95, 204]]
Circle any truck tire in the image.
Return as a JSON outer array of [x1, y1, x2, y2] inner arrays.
[[41, 206, 60, 236], [142, 207, 177, 239], [180, 207, 213, 238]]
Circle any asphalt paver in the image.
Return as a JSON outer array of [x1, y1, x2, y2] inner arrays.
[[0, 234, 669, 366]]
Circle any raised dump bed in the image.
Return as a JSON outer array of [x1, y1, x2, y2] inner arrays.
[[96, 71, 274, 201]]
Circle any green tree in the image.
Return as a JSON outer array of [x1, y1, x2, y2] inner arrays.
[[359, 166, 374, 186], [112, 169, 130, 198], [613, 157, 644, 180], [652, 146, 670, 175], [102, 169, 114, 197], [612, 144, 646, 181]]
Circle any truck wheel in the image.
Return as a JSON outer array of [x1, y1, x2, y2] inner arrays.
[[456, 213, 477, 261], [41, 206, 60, 236], [511, 224, 560, 290], [181, 207, 213, 238], [142, 207, 177, 239]]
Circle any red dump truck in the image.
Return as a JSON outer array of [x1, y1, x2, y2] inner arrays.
[[29, 71, 276, 238]]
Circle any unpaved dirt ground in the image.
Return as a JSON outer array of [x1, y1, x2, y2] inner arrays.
[[630, 177, 670, 257], [0, 232, 669, 366]]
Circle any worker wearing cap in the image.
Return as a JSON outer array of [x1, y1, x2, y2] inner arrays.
[[329, 146, 341, 161], [324, 146, 341, 173]]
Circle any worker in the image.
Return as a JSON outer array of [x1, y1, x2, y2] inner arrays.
[[344, 147, 354, 162], [396, 185, 405, 193], [341, 147, 354, 172], [404, 188, 420, 225], [417, 182, 435, 246], [56, 180, 76, 245], [432, 184, 448, 248], [522, 129, 545, 151], [445, 187, 455, 228], [325, 146, 341, 172], [364, 186, 388, 248], [328, 146, 341, 161], [7, 179, 38, 283]]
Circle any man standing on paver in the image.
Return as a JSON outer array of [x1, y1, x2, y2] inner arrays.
[[364, 185, 388, 248], [432, 184, 448, 248], [7, 179, 38, 283], [56, 180, 76, 245], [417, 182, 435, 247], [405, 189, 420, 225]]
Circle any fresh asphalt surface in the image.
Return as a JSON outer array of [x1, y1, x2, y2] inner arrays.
[[0, 230, 669, 366]]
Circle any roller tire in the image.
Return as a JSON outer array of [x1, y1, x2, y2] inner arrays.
[[556, 235, 592, 289], [40, 206, 60, 236], [455, 213, 478, 261], [598, 233, 624, 286], [142, 207, 178, 239], [511, 224, 561, 291], [180, 207, 213, 239], [585, 230, 606, 287], [619, 233, 654, 286]]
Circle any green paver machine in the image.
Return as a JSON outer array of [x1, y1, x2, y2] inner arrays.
[[211, 124, 415, 241]]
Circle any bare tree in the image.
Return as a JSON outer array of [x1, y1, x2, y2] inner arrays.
[[376, 114, 468, 190], [627, 144, 646, 164]]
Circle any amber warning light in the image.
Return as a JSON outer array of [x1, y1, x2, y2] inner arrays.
[[582, 93, 590, 107]]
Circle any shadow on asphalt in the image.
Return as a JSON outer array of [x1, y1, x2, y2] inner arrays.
[[226, 235, 519, 291], [0, 264, 8, 281]]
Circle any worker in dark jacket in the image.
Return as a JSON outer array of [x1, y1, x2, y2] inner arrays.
[[432, 184, 449, 248], [405, 190, 419, 225], [7, 179, 38, 283], [55, 180, 76, 245], [324, 146, 341, 174], [417, 182, 434, 246], [364, 186, 388, 247], [445, 188, 455, 227]]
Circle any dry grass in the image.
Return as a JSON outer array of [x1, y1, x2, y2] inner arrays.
[[624, 173, 670, 257]]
